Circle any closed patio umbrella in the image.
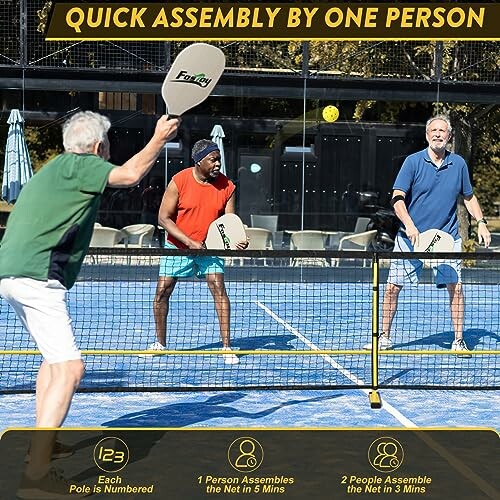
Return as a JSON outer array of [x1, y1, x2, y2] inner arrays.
[[210, 124, 226, 176], [1, 109, 33, 203]]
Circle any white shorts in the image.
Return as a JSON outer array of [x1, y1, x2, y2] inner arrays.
[[387, 234, 462, 288], [0, 277, 81, 363]]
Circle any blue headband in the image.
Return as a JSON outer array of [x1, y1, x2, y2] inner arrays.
[[192, 144, 219, 163]]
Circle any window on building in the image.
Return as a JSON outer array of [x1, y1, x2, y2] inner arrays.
[[98, 92, 137, 111]]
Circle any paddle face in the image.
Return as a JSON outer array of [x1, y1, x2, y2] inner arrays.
[[414, 229, 454, 252], [205, 214, 246, 250], [161, 43, 225, 116]]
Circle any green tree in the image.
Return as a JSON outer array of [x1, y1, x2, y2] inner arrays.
[[301, 40, 499, 219], [24, 126, 62, 173]]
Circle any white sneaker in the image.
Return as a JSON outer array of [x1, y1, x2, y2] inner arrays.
[[363, 335, 393, 350], [222, 347, 239, 365], [138, 341, 166, 358], [451, 339, 472, 358]]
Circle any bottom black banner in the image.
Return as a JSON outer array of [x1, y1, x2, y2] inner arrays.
[[0, 429, 498, 499]]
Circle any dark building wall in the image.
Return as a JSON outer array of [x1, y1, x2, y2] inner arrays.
[[0, 98, 425, 230], [96, 117, 426, 230]]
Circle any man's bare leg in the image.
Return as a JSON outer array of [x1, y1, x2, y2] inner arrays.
[[153, 277, 177, 346], [206, 274, 231, 347], [381, 283, 403, 338], [447, 282, 464, 341], [27, 359, 84, 478]]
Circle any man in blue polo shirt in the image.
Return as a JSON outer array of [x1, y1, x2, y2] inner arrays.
[[364, 115, 490, 355]]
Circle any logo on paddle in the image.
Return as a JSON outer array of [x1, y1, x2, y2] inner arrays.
[[216, 223, 231, 249], [173, 70, 213, 88], [425, 233, 441, 252]]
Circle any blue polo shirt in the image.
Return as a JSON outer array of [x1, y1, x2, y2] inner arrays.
[[394, 148, 473, 239]]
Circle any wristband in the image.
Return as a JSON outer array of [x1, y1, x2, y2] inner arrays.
[[477, 218, 488, 225], [390, 195, 406, 207]]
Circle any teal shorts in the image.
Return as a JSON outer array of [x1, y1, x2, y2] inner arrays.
[[159, 242, 225, 278], [388, 234, 462, 288]]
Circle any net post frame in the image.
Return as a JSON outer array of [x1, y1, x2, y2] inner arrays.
[[369, 252, 382, 409]]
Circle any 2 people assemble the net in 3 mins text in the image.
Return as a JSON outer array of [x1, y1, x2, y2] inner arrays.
[[363, 115, 491, 356]]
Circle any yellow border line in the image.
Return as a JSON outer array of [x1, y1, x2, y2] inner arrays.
[[1, 349, 499, 356], [2, 426, 499, 433], [45, 37, 500, 42]]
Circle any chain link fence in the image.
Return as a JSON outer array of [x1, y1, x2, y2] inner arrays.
[[0, 0, 498, 83]]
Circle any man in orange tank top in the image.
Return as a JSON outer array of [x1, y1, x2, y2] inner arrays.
[[145, 139, 247, 364]]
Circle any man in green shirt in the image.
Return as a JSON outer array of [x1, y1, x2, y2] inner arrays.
[[0, 110, 179, 498]]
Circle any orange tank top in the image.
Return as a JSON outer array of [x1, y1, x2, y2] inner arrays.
[[167, 167, 235, 249]]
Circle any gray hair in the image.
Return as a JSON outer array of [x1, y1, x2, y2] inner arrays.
[[62, 111, 111, 153], [191, 139, 217, 160], [426, 115, 452, 134]]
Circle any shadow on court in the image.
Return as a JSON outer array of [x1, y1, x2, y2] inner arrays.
[[392, 328, 498, 350], [100, 391, 343, 428], [194, 334, 297, 354], [78, 369, 133, 388]]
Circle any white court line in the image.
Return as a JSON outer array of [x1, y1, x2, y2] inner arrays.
[[256, 300, 418, 428]]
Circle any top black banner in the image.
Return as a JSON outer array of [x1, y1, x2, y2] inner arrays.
[[45, 3, 500, 40]]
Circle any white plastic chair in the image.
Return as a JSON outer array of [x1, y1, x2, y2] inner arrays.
[[120, 224, 155, 248], [246, 227, 273, 250], [250, 215, 278, 233], [290, 230, 328, 266], [89, 227, 127, 264], [89, 227, 126, 247], [324, 231, 351, 250], [336, 229, 377, 267], [235, 227, 273, 266], [250, 214, 282, 249], [353, 216, 371, 233], [476, 232, 500, 253], [490, 232, 500, 252]]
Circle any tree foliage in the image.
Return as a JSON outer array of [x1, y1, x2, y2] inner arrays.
[[469, 107, 500, 216], [301, 41, 499, 215], [24, 126, 61, 173], [0, 123, 60, 192]]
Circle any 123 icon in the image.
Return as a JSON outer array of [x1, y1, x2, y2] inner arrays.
[[93, 437, 129, 473]]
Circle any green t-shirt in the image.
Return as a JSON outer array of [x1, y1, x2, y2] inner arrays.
[[0, 153, 115, 289]]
